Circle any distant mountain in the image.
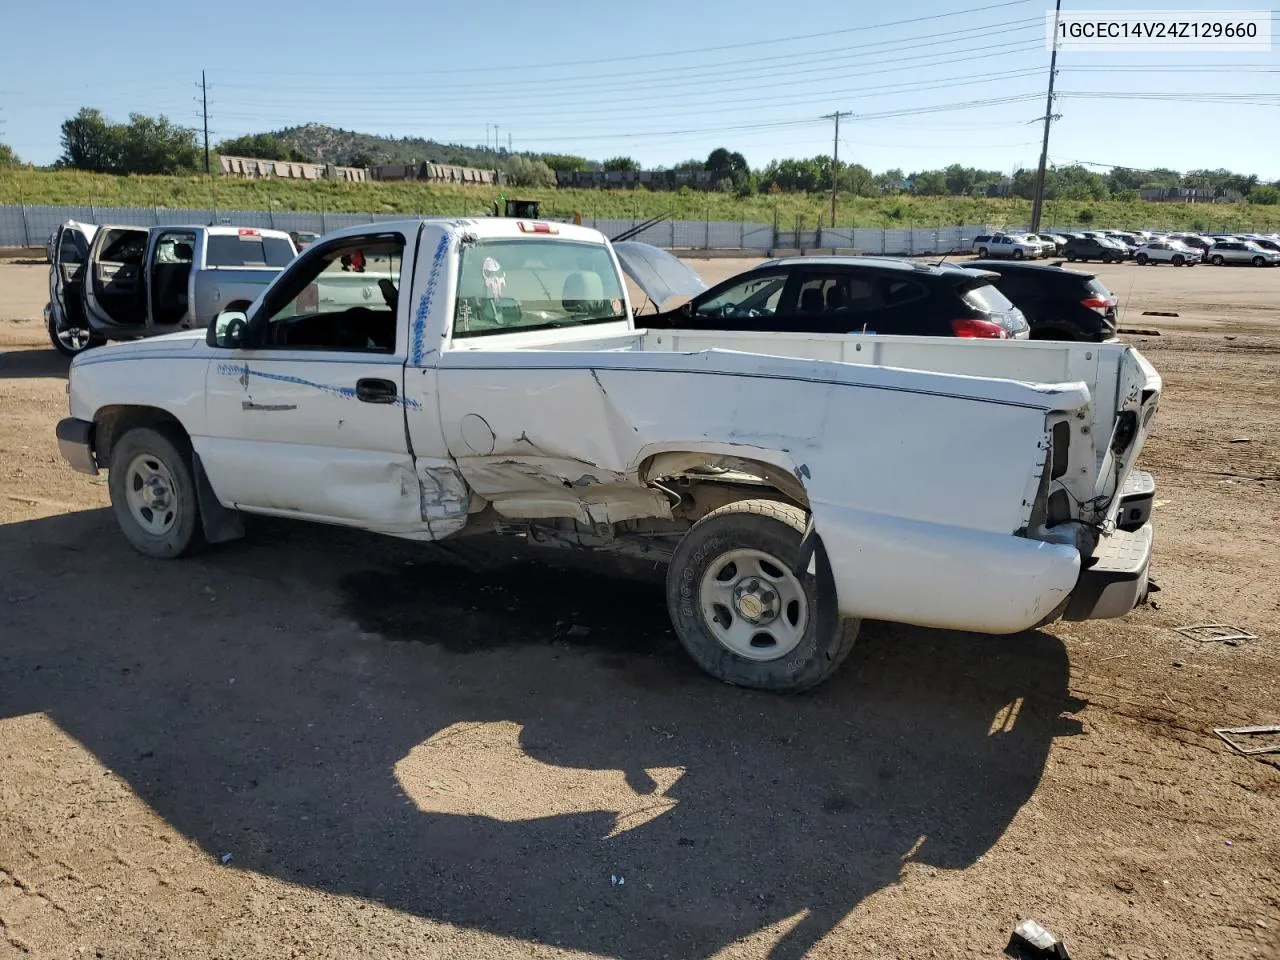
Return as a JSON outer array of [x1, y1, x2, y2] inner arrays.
[[272, 123, 509, 169]]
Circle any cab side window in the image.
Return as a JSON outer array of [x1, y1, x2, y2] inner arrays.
[[250, 233, 405, 353]]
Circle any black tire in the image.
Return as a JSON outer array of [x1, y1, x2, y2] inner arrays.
[[1135, 253, 1149, 265], [46, 308, 103, 358], [1065, 250, 1078, 262], [107, 425, 204, 559], [1252, 256, 1266, 267], [977, 247, 989, 258], [1211, 255, 1225, 266], [1013, 249, 1024, 260], [666, 499, 858, 693], [1171, 255, 1185, 266]]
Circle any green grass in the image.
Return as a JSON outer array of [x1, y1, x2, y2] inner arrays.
[[3, 168, 1278, 232]]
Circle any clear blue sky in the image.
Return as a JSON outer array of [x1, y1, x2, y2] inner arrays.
[[2, 0, 1277, 179]]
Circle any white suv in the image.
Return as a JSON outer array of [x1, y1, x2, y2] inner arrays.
[[974, 233, 1044, 260]]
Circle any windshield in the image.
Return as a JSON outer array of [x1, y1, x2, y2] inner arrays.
[[452, 238, 627, 338]]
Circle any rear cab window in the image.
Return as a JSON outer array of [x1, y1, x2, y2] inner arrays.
[[452, 238, 627, 338], [206, 232, 296, 268]]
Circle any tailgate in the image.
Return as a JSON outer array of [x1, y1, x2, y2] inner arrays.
[[1093, 346, 1161, 524]]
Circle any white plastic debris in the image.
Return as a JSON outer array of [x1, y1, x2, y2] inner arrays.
[[610, 874, 624, 886]]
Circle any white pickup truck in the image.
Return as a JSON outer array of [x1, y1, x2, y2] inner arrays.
[[56, 218, 1162, 692]]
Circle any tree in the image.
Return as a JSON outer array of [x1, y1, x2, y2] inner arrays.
[[1247, 185, 1280, 205], [216, 133, 312, 162], [874, 168, 906, 194], [908, 170, 947, 195], [603, 156, 640, 172], [839, 163, 875, 197], [704, 147, 749, 191], [0, 142, 19, 167], [116, 113, 201, 175], [345, 151, 375, 168], [58, 108, 198, 175], [505, 155, 556, 188], [539, 153, 590, 172], [58, 108, 121, 173], [943, 164, 975, 196]]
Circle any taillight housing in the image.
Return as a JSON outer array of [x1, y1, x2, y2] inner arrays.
[[951, 317, 1009, 339], [1081, 296, 1114, 315]]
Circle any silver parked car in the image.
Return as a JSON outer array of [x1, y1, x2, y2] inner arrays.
[[1207, 240, 1280, 267]]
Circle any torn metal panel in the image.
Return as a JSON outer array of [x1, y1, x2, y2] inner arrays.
[[456, 455, 671, 524]]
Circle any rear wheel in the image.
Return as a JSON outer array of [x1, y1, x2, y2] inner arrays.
[[1013, 249, 1024, 260], [977, 247, 989, 258], [666, 499, 858, 693], [1065, 250, 1078, 262], [1211, 254, 1225, 266], [1135, 253, 1149, 265], [107, 426, 203, 559]]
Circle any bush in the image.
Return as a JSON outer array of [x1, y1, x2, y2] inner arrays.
[[1248, 185, 1280, 205]]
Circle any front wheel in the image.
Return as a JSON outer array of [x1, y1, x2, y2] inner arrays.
[[1171, 255, 1185, 266], [1135, 253, 1149, 265], [107, 426, 204, 559], [1253, 256, 1267, 267], [1013, 249, 1024, 260], [666, 499, 858, 693], [46, 307, 103, 358]]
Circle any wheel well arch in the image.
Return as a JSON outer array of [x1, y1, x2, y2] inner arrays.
[[636, 445, 811, 512], [93, 405, 189, 464]]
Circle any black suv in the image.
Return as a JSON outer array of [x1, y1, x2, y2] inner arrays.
[[1062, 236, 1124, 263], [968, 261, 1118, 342], [648, 257, 1030, 339]]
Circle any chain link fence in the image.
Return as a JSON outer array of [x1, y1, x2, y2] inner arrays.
[[1, 203, 1001, 257]]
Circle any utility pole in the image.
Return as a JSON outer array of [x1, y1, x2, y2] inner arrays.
[[485, 124, 490, 150], [201, 70, 210, 175], [822, 110, 852, 229], [494, 124, 500, 154], [1029, 0, 1063, 232]]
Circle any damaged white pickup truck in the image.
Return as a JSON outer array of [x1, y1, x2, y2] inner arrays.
[[57, 218, 1162, 691]]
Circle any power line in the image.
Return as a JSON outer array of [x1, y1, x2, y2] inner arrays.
[[224, 0, 1038, 78]]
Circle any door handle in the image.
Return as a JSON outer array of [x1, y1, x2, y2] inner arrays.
[[356, 377, 398, 404]]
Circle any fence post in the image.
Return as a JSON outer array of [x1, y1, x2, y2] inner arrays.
[[20, 204, 32, 248], [704, 204, 710, 250], [740, 219, 745, 250], [908, 222, 914, 256], [670, 218, 676, 250], [269, 210, 276, 230], [772, 204, 779, 251]]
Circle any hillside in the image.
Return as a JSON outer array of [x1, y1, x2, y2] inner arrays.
[[273, 124, 511, 169], [2, 169, 1278, 233]]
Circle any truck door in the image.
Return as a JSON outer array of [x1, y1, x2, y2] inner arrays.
[[199, 228, 431, 535], [83, 225, 151, 330]]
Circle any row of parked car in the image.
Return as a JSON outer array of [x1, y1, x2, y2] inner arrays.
[[970, 229, 1280, 267]]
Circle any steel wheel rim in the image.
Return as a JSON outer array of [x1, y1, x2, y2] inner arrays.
[[55, 320, 91, 352], [124, 453, 178, 536], [699, 548, 808, 662]]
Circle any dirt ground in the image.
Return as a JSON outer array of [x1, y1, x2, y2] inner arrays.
[[1, 255, 1277, 960]]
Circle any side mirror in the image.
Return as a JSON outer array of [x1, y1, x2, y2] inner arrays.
[[680, 301, 694, 318], [208, 310, 249, 349]]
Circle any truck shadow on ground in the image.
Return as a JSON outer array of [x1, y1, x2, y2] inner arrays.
[[0, 347, 70, 380], [1, 510, 1086, 959]]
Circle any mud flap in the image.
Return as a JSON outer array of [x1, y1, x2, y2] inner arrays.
[[193, 453, 245, 543]]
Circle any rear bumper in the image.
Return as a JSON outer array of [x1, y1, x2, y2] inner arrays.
[[56, 417, 98, 475], [1117, 469, 1155, 532], [1063, 522, 1153, 621]]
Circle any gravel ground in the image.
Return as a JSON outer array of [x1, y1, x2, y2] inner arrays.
[[1, 256, 1277, 960]]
